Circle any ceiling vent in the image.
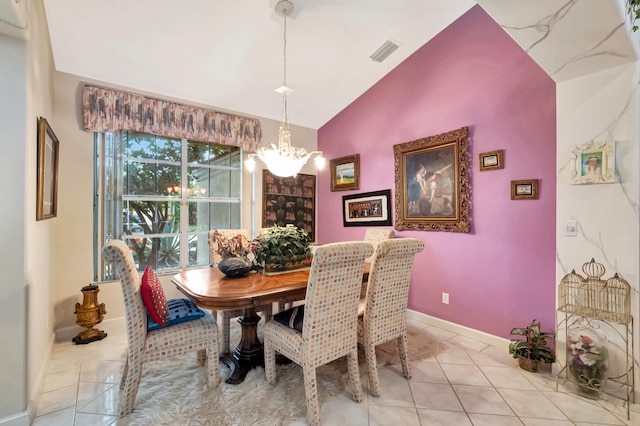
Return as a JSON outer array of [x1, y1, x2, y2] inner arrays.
[[370, 39, 400, 63]]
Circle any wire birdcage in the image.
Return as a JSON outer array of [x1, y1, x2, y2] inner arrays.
[[558, 259, 631, 324]]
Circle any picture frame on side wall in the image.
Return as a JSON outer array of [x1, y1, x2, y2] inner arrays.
[[330, 154, 360, 191], [393, 126, 470, 233], [342, 189, 392, 227], [570, 141, 615, 184], [511, 179, 539, 200], [36, 117, 60, 221], [479, 149, 504, 171]]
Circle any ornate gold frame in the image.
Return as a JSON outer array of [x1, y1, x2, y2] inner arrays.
[[36, 117, 60, 221], [330, 154, 360, 191], [393, 126, 470, 232]]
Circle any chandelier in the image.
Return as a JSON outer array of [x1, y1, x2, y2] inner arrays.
[[244, 0, 325, 177]]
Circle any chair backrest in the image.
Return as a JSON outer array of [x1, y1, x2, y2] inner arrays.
[[102, 239, 147, 353], [363, 228, 394, 261], [207, 229, 250, 263], [364, 238, 424, 341], [303, 241, 374, 365]]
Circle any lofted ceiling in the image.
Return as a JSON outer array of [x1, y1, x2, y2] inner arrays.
[[42, 0, 637, 130]]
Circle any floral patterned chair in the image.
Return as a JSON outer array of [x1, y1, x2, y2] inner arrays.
[[102, 240, 220, 417], [357, 238, 424, 397], [207, 229, 273, 353], [263, 241, 374, 426], [363, 228, 395, 263]]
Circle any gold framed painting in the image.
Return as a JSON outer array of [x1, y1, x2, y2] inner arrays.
[[570, 141, 615, 184], [511, 179, 538, 200], [393, 126, 470, 232], [330, 154, 360, 191], [36, 117, 60, 221], [479, 149, 504, 171]]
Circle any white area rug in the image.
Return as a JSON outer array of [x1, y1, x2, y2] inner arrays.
[[119, 325, 445, 425]]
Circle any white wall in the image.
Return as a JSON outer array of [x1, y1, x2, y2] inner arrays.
[[556, 61, 640, 395], [0, 32, 28, 421], [51, 71, 319, 330], [0, 0, 56, 422]]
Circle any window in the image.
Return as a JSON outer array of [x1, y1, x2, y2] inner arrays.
[[95, 131, 242, 280]]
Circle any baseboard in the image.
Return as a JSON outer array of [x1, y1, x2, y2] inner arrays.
[[55, 316, 125, 342], [27, 332, 55, 426], [0, 405, 32, 426], [407, 309, 509, 348]]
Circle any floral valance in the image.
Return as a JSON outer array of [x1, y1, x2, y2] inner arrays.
[[82, 85, 262, 152]]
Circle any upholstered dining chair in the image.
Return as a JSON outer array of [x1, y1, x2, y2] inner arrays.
[[207, 229, 273, 353], [102, 240, 219, 417], [357, 237, 424, 397], [363, 228, 395, 262], [264, 241, 374, 426]]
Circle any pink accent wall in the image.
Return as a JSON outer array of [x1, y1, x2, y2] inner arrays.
[[316, 5, 556, 338]]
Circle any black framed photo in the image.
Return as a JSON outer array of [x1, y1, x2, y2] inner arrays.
[[342, 189, 392, 227]]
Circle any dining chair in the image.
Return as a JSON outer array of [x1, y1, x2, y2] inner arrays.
[[264, 241, 374, 426], [208, 229, 273, 353], [357, 237, 424, 397], [102, 240, 220, 417], [363, 228, 394, 263]]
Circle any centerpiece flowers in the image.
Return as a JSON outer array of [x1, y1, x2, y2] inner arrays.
[[567, 328, 609, 397], [210, 231, 257, 277]]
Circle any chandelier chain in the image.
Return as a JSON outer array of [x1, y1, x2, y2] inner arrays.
[[282, 11, 288, 125]]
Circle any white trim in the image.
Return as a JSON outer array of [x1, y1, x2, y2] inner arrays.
[[407, 309, 509, 348], [27, 332, 55, 426], [0, 405, 31, 426], [55, 316, 125, 342]]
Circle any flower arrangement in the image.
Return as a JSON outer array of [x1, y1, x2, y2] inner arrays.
[[210, 231, 252, 259], [567, 330, 609, 397]]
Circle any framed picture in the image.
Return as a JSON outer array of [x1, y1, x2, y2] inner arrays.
[[393, 126, 470, 232], [330, 154, 360, 191], [262, 170, 316, 241], [36, 117, 60, 221], [479, 149, 504, 171], [511, 179, 539, 200], [342, 189, 392, 227], [570, 141, 615, 184]]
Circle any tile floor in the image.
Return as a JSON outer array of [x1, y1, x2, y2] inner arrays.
[[34, 318, 639, 425]]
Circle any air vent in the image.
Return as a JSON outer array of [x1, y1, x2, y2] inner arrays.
[[370, 40, 400, 62]]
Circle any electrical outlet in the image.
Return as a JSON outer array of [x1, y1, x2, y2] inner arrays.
[[442, 292, 449, 304]]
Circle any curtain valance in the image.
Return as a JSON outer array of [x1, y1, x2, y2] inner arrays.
[[82, 85, 261, 152]]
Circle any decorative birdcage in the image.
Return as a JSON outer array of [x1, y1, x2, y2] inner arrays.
[[558, 259, 631, 324]]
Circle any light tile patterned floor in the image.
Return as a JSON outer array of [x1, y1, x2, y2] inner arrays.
[[33, 318, 639, 425]]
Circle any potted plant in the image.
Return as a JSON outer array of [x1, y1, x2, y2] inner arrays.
[[508, 319, 556, 372], [254, 225, 313, 272]]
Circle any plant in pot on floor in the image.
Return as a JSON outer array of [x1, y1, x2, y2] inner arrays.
[[509, 319, 556, 372], [254, 225, 313, 273]]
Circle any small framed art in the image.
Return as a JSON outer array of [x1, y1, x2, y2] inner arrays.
[[570, 141, 615, 184], [36, 117, 60, 220], [330, 154, 360, 191], [511, 179, 538, 200], [479, 149, 504, 171]]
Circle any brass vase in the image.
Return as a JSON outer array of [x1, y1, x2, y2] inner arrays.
[[72, 284, 107, 344]]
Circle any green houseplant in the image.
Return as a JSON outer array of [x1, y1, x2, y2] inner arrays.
[[509, 319, 556, 372], [255, 226, 313, 272], [627, 0, 640, 31]]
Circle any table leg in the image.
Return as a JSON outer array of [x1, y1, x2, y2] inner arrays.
[[220, 307, 264, 384]]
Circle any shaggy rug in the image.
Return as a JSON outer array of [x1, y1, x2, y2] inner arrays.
[[119, 325, 446, 425]]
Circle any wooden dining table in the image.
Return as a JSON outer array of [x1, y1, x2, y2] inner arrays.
[[171, 263, 370, 384]]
